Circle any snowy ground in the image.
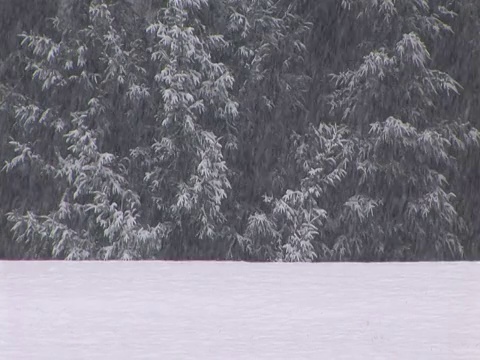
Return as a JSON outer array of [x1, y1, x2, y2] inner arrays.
[[1, 261, 479, 359]]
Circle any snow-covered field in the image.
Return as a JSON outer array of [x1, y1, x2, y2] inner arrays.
[[1, 261, 479, 359]]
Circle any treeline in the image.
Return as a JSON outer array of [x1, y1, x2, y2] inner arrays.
[[0, 0, 479, 261]]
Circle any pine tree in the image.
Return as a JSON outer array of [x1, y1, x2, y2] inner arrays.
[[4, 0, 155, 259], [0, 0, 62, 257], [327, 0, 478, 260], [140, 0, 237, 259], [221, 0, 312, 259], [1, 0, 479, 261], [266, 124, 353, 261], [432, 0, 480, 258]]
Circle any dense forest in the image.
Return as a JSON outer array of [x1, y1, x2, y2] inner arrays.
[[0, 0, 479, 261]]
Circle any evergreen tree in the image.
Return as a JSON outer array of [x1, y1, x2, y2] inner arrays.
[[1, 0, 479, 261], [4, 0, 152, 259], [0, 0, 62, 258], [326, 0, 479, 260], [141, 0, 237, 258], [432, 0, 480, 258], [223, 0, 312, 259]]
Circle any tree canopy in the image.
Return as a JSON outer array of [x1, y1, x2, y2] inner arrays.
[[1, 0, 479, 261]]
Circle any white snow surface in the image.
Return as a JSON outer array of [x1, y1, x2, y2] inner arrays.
[[1, 261, 479, 360]]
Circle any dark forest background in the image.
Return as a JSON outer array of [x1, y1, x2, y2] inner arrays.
[[0, 0, 479, 261]]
